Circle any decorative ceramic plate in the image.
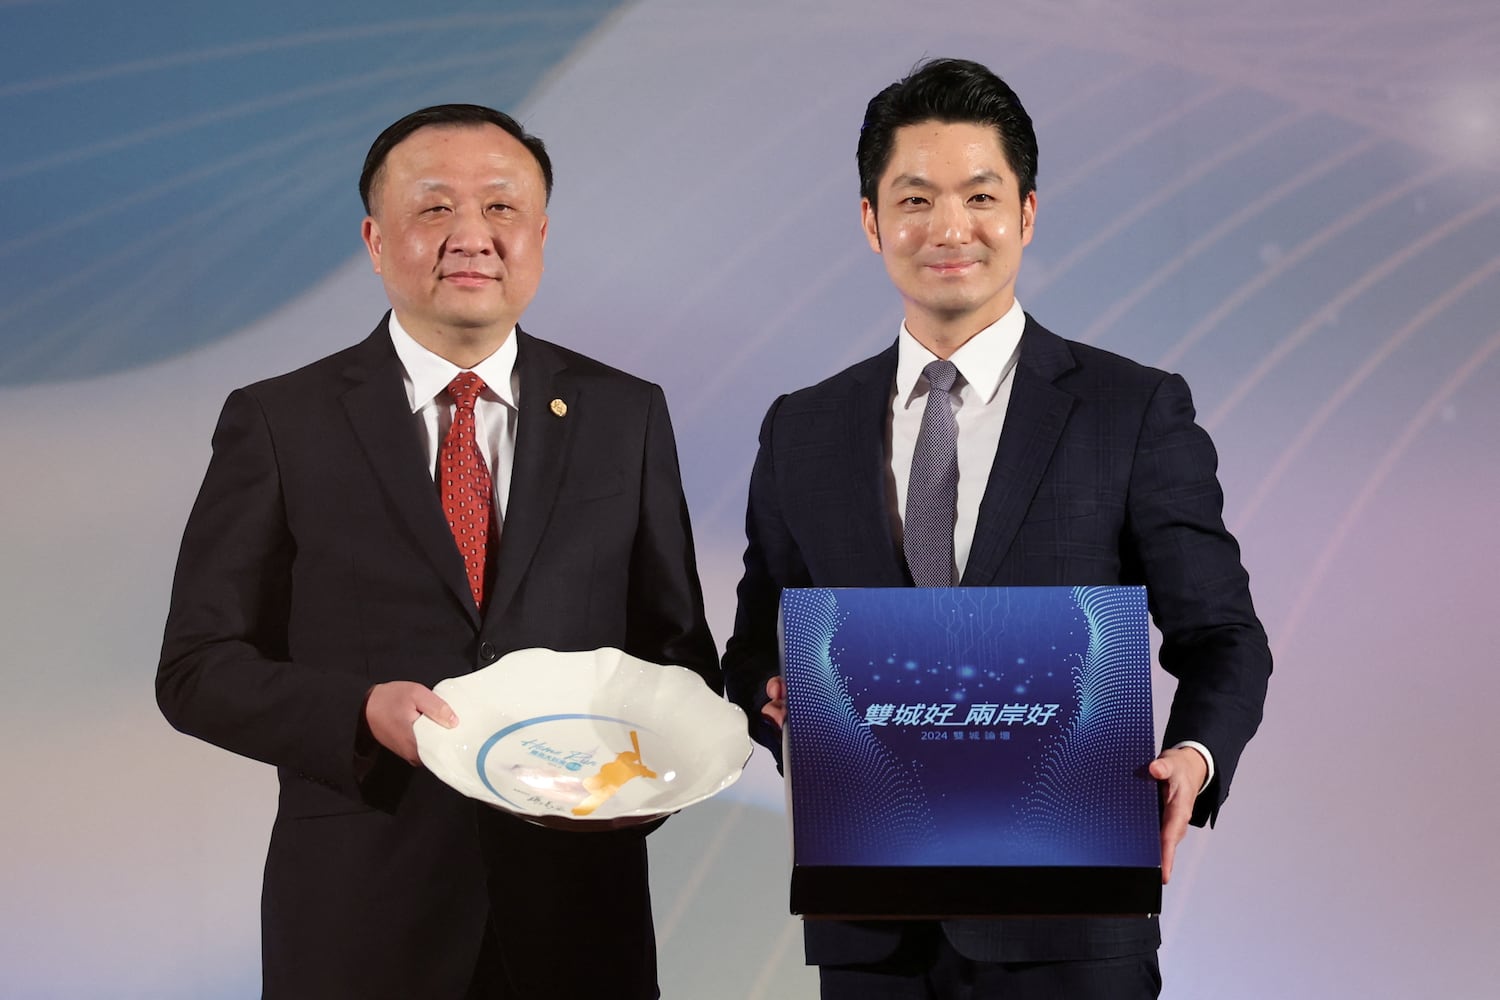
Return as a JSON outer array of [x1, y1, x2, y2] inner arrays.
[[415, 647, 751, 829]]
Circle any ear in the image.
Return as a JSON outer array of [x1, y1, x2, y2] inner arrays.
[[1019, 189, 1037, 248], [860, 198, 882, 254], [539, 213, 549, 248], [361, 216, 382, 275]]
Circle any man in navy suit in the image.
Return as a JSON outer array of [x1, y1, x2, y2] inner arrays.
[[723, 59, 1271, 998], [158, 105, 717, 999]]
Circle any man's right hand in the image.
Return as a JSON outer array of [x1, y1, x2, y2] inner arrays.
[[762, 675, 787, 728], [364, 681, 457, 765]]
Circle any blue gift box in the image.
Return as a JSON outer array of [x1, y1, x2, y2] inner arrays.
[[780, 586, 1162, 917]]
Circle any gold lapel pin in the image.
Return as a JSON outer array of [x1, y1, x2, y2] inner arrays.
[[550, 398, 568, 417]]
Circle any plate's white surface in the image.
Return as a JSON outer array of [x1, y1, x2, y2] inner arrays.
[[415, 647, 750, 828]]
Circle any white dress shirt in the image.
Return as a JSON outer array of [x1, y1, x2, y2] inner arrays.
[[887, 300, 1024, 578], [388, 313, 519, 527], [884, 299, 1214, 788]]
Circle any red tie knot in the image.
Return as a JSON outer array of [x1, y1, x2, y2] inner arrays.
[[447, 372, 487, 410]]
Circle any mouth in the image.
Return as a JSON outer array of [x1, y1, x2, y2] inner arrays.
[[924, 259, 979, 275], [441, 271, 500, 286]]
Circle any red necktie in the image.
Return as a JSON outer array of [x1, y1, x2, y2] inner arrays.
[[439, 372, 493, 608]]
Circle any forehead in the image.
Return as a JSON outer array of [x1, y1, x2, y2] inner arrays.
[[881, 120, 1016, 187], [382, 123, 543, 187]]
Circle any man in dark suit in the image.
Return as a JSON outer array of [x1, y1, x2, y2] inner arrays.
[[157, 104, 718, 999], [722, 59, 1271, 998]]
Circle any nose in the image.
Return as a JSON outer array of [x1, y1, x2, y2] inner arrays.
[[932, 196, 973, 245], [444, 208, 495, 256]]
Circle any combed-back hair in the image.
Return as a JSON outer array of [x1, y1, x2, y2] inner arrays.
[[857, 58, 1037, 207], [359, 104, 553, 212]]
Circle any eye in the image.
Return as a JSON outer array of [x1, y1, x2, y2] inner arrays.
[[969, 193, 995, 204], [901, 196, 929, 207], [487, 202, 514, 214], [422, 204, 451, 215]]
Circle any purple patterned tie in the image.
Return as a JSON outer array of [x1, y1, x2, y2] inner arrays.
[[439, 372, 493, 608], [904, 360, 959, 587]]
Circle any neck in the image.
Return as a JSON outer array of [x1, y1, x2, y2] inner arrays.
[[904, 318, 991, 360], [397, 315, 514, 369], [903, 298, 1014, 359]]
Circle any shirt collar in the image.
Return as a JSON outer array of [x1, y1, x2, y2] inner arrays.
[[387, 312, 518, 412], [895, 299, 1026, 408]]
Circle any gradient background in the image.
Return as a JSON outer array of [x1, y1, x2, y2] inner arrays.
[[2, 1, 1497, 997]]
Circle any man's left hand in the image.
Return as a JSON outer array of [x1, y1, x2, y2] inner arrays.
[[1148, 746, 1208, 885]]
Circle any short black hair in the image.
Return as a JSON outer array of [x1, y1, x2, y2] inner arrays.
[[359, 103, 553, 212], [857, 58, 1037, 207]]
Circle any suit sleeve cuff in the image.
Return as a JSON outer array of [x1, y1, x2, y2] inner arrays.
[[1172, 740, 1215, 793]]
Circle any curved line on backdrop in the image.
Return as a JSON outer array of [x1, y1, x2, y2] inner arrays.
[[746, 916, 804, 1000], [539, 1, 920, 212], [0, 31, 582, 265], [0, 43, 540, 318], [0, 112, 375, 261], [687, 202, 892, 531], [1154, 160, 1457, 371], [555, 45, 888, 329], [1000, 2, 1500, 165], [595, 42, 1106, 374], [1204, 191, 1500, 430], [1273, 6, 1427, 59], [598, 53, 1211, 403], [1278, 328, 1500, 645], [820, 58, 1254, 436], [654, 798, 749, 947], [683, 52, 1141, 526], [1385, 12, 1500, 67], [612, 77, 881, 362], [622, 42, 1186, 369], [634, 160, 850, 346], [679, 244, 867, 426], [0, 137, 351, 378], [0, 54, 543, 379], [0, 102, 426, 379], [1261, 1, 1497, 75], [1003, 2, 1363, 54], [1038, 83, 1233, 203], [1027, 107, 1308, 304], [1234, 250, 1500, 531], [617, 45, 1155, 529], [0, 42, 578, 185], [1035, 62, 1154, 125], [0, 9, 608, 100], [695, 263, 908, 533], [134, 169, 353, 341], [1078, 135, 1383, 346]]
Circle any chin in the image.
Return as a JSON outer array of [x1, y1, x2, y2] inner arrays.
[[921, 296, 990, 318]]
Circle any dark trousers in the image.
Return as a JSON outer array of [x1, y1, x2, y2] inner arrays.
[[466, 811, 661, 999], [818, 922, 1161, 1000]]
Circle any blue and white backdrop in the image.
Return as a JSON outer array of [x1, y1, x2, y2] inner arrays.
[[2, 1, 1497, 997]]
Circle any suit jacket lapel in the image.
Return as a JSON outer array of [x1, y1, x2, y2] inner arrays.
[[846, 345, 910, 586], [486, 329, 574, 624], [340, 318, 480, 624], [961, 317, 1077, 586]]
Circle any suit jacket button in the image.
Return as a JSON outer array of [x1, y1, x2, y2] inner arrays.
[[479, 641, 498, 664]]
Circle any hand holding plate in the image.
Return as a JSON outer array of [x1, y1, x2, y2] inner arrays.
[[365, 681, 457, 765]]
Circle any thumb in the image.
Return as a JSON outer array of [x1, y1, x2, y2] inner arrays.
[[413, 688, 459, 729]]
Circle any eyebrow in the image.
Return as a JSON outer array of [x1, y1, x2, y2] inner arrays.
[[415, 178, 519, 193], [888, 171, 1007, 189]]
